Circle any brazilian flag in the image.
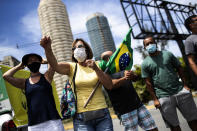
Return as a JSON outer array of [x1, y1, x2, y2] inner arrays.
[[99, 28, 133, 74]]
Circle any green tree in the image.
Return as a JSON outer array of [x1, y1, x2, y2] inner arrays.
[[177, 57, 195, 89], [132, 64, 151, 103]]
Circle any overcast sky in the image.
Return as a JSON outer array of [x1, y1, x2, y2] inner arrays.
[[0, 0, 196, 71]]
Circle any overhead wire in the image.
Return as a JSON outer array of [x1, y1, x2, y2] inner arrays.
[[0, 20, 127, 54], [1, 3, 194, 54]]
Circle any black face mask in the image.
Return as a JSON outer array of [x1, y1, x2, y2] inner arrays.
[[27, 62, 41, 73]]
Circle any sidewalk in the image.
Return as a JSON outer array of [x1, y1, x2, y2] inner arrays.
[[63, 105, 156, 130], [63, 92, 197, 130]]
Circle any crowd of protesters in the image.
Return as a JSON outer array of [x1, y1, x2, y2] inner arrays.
[[3, 15, 197, 131]]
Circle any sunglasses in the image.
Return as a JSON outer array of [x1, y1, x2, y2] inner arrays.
[[72, 44, 85, 50]]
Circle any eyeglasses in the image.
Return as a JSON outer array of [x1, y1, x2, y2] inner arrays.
[[72, 44, 85, 50]]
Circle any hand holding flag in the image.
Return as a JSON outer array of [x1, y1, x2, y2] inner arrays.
[[84, 28, 133, 108]]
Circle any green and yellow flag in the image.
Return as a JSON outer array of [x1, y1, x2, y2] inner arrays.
[[99, 28, 133, 74], [0, 65, 61, 127]]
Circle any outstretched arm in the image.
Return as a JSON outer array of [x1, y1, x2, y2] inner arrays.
[[112, 77, 127, 89], [40, 36, 70, 75], [112, 70, 138, 88], [3, 63, 26, 89]]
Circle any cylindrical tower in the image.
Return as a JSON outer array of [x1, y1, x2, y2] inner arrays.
[[86, 12, 116, 61], [38, 0, 73, 98]]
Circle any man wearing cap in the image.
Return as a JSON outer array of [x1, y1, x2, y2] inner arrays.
[[3, 53, 65, 131]]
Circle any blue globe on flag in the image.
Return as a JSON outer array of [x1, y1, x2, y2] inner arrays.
[[119, 52, 130, 70], [99, 28, 133, 74]]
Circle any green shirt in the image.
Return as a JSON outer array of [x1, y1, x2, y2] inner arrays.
[[141, 51, 183, 98]]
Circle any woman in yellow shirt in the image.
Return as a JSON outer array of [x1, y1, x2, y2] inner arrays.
[[40, 36, 114, 131]]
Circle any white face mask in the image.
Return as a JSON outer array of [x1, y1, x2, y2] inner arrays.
[[74, 48, 87, 62]]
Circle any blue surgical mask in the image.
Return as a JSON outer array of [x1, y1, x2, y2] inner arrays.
[[146, 44, 157, 54]]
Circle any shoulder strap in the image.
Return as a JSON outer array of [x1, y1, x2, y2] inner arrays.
[[72, 64, 78, 112], [72, 63, 77, 94]]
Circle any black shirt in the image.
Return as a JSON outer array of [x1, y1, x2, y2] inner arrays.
[[25, 74, 60, 126], [106, 71, 142, 116]]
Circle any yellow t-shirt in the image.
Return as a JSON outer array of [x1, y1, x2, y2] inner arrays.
[[68, 62, 107, 113]]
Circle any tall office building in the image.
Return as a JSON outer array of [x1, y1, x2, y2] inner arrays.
[[38, 0, 73, 98], [86, 12, 116, 60]]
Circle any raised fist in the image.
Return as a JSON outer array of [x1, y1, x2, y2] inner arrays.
[[40, 36, 52, 49]]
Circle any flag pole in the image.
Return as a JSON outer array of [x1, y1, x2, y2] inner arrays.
[[83, 68, 109, 108], [83, 28, 132, 108], [83, 81, 100, 108]]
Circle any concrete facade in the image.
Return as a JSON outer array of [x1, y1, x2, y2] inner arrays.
[[0, 56, 20, 67], [38, 0, 73, 98]]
